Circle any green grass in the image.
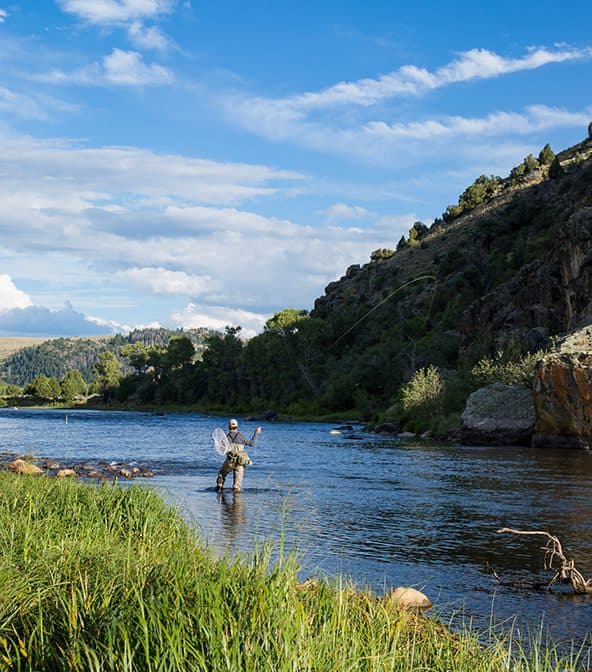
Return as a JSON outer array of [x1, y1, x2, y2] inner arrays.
[[0, 473, 588, 671]]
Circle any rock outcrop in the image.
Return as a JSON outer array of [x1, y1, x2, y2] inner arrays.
[[460, 206, 592, 356], [532, 325, 592, 449], [461, 383, 534, 446]]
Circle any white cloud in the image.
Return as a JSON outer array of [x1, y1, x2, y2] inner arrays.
[[275, 46, 592, 112], [0, 275, 32, 312], [171, 303, 270, 339], [224, 46, 592, 162], [362, 105, 592, 142], [323, 204, 372, 221], [122, 267, 212, 295], [128, 21, 170, 50], [40, 48, 174, 86], [0, 86, 79, 120], [58, 0, 175, 25], [0, 301, 117, 336], [0, 134, 301, 207], [0, 8, 7, 23]]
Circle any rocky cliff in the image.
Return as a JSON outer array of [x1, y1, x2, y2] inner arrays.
[[533, 325, 592, 449]]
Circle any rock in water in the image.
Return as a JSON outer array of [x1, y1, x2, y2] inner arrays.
[[9, 459, 44, 476], [533, 325, 592, 449], [461, 383, 534, 446]]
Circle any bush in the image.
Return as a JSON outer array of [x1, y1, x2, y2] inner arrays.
[[470, 349, 547, 389], [399, 366, 445, 427], [370, 248, 394, 262]]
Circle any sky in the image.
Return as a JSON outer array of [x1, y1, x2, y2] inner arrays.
[[0, 1, 591, 338]]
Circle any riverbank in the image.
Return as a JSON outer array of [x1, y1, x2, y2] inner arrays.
[[0, 472, 588, 671]]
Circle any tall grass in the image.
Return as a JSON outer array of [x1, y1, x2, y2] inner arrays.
[[0, 473, 588, 671]]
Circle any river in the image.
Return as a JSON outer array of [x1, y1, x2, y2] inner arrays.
[[1, 407, 591, 648]]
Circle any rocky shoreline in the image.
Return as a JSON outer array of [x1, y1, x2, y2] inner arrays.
[[0, 451, 155, 479]]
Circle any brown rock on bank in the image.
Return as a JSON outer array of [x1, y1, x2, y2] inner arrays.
[[533, 325, 592, 449]]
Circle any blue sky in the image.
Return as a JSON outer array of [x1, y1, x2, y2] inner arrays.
[[0, 1, 591, 337]]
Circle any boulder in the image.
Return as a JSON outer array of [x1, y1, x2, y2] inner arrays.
[[461, 383, 534, 446], [9, 459, 43, 476], [386, 587, 432, 610], [56, 469, 77, 478], [532, 325, 592, 449]]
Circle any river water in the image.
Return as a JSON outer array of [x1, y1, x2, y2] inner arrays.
[[1, 408, 591, 648]]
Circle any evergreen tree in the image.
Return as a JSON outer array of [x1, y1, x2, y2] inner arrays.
[[61, 370, 88, 402], [538, 143, 555, 166]]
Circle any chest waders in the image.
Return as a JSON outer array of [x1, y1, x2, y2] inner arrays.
[[216, 443, 251, 492]]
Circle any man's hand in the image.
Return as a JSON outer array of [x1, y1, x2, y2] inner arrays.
[[255, 426, 262, 435]]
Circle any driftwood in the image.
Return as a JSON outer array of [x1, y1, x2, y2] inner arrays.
[[497, 528, 592, 594]]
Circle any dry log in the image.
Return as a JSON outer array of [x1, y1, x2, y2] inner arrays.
[[497, 527, 592, 594]]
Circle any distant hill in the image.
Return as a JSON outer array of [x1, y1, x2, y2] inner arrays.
[[0, 337, 58, 362], [0, 328, 214, 386]]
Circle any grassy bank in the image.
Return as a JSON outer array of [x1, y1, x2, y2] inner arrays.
[[0, 474, 587, 671]]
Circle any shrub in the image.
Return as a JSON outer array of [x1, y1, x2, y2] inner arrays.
[[470, 349, 548, 389], [370, 248, 395, 262], [400, 365, 445, 424]]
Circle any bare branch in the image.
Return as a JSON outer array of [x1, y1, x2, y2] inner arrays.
[[496, 528, 592, 594]]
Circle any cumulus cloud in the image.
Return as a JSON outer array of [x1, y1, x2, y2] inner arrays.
[[0, 132, 399, 320], [122, 267, 212, 295], [0, 275, 32, 311], [170, 303, 270, 339], [0, 301, 118, 337], [40, 49, 174, 86], [0, 8, 7, 23]]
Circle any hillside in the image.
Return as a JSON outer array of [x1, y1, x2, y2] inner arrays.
[[312, 136, 592, 378], [0, 328, 214, 387], [0, 337, 58, 362]]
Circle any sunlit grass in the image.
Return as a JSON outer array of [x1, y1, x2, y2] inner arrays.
[[0, 472, 588, 671]]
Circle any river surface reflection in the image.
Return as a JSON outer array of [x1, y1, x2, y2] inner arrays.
[[1, 408, 591, 647]]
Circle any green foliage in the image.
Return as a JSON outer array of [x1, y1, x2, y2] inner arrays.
[[26, 374, 61, 400], [60, 369, 88, 402], [538, 143, 555, 165], [0, 380, 22, 396], [264, 308, 309, 334], [588, 120, 592, 139], [91, 351, 122, 401], [370, 248, 395, 261], [396, 235, 409, 250], [470, 350, 547, 389], [396, 365, 446, 432], [408, 221, 429, 246], [0, 328, 214, 388]]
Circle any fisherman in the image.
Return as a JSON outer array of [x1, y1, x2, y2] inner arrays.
[[215, 418, 261, 492]]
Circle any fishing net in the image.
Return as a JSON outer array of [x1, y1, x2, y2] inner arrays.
[[211, 427, 231, 456]]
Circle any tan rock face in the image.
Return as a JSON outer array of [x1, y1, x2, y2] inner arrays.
[[533, 326, 592, 448]]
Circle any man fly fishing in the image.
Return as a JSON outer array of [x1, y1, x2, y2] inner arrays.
[[215, 418, 261, 492]]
